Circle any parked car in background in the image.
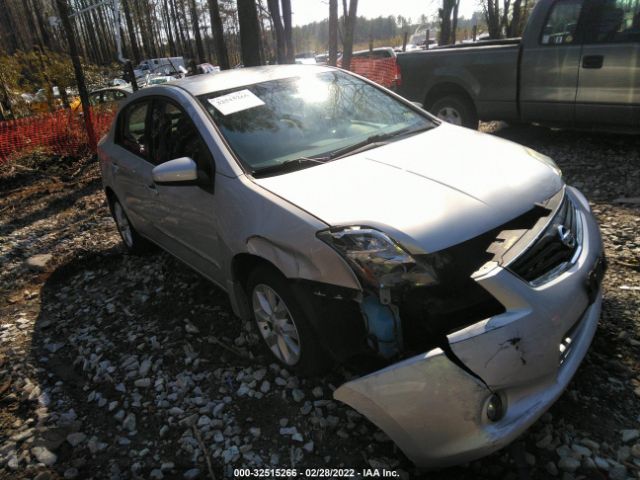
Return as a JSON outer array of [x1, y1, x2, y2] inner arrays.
[[198, 63, 221, 74], [144, 74, 178, 86], [29, 87, 65, 113], [99, 64, 605, 469], [314, 53, 329, 64], [294, 52, 317, 65], [397, 0, 640, 132], [71, 86, 132, 114], [339, 47, 402, 90], [134, 57, 186, 78]]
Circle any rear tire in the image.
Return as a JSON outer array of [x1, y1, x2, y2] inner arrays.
[[247, 265, 331, 376], [110, 198, 155, 255], [429, 95, 479, 130]]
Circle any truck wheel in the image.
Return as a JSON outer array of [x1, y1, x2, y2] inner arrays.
[[111, 198, 156, 255], [429, 95, 479, 130], [247, 265, 331, 376]]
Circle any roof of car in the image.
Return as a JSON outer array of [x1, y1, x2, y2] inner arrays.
[[165, 64, 335, 97]]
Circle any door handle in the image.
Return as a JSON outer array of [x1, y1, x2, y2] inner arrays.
[[112, 162, 120, 174], [582, 55, 604, 69]]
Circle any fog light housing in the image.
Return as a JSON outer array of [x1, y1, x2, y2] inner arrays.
[[486, 393, 504, 422]]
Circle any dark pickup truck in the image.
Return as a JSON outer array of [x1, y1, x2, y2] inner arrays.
[[397, 0, 640, 132]]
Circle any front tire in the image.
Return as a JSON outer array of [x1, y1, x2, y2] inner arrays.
[[429, 95, 479, 130], [111, 198, 155, 255], [247, 265, 331, 376]]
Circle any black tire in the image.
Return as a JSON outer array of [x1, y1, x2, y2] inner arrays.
[[110, 197, 156, 255], [429, 95, 479, 130], [246, 265, 331, 376]]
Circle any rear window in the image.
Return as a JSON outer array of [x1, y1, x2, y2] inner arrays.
[[541, 0, 584, 44], [583, 0, 640, 43]]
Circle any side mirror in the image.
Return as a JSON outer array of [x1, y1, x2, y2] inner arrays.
[[152, 157, 198, 184]]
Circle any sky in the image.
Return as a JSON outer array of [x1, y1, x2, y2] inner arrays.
[[289, 0, 481, 27]]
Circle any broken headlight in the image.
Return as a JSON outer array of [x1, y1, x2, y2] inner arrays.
[[318, 227, 438, 291]]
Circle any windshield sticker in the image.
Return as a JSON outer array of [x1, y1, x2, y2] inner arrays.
[[208, 89, 265, 115]]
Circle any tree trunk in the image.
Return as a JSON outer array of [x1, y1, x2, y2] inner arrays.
[[237, 0, 262, 67], [500, 0, 512, 35], [178, 0, 196, 60], [56, 0, 96, 150], [208, 0, 230, 69], [122, 0, 142, 63], [0, 0, 18, 53], [438, 0, 455, 46], [163, 0, 177, 56], [190, 0, 206, 63], [340, 0, 357, 71], [328, 0, 338, 66], [483, 0, 502, 39], [266, 0, 286, 64], [451, 0, 459, 44], [281, 0, 293, 62], [508, 0, 523, 37], [171, 0, 187, 56]]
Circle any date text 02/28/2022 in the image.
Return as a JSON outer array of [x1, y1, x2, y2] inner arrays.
[[233, 468, 401, 477]]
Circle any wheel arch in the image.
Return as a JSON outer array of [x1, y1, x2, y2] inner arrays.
[[104, 186, 117, 212], [232, 252, 283, 292], [424, 82, 477, 115]]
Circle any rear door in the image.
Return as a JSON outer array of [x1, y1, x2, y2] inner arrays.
[[147, 98, 223, 281], [575, 0, 640, 128], [112, 99, 156, 237], [520, 0, 586, 124]]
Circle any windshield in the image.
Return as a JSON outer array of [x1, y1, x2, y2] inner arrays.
[[199, 70, 436, 174]]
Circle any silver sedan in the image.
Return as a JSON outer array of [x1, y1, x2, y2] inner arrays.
[[98, 65, 605, 468]]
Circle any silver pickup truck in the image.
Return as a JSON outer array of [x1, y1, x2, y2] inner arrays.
[[397, 0, 640, 132]]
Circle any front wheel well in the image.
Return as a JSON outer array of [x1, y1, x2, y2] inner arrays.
[[104, 187, 117, 213], [232, 253, 283, 292]]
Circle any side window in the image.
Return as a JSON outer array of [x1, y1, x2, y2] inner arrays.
[[584, 0, 640, 43], [118, 101, 149, 159], [151, 101, 213, 178], [541, 0, 584, 44]]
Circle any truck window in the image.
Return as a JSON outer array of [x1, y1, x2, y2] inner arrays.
[[541, 0, 584, 44], [583, 0, 640, 43]]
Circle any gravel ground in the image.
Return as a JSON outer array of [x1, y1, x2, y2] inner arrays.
[[0, 123, 639, 480]]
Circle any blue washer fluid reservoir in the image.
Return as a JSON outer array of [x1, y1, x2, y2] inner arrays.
[[361, 295, 402, 358]]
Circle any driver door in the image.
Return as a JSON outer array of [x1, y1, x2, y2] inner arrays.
[[147, 98, 223, 281]]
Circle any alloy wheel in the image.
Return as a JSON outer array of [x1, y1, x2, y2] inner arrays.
[[437, 106, 463, 126], [252, 284, 301, 366]]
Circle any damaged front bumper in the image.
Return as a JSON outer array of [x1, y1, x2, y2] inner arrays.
[[333, 188, 604, 469]]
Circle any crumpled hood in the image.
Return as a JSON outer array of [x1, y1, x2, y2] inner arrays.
[[253, 124, 563, 253]]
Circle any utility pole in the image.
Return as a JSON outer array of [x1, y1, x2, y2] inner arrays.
[[56, 0, 97, 150]]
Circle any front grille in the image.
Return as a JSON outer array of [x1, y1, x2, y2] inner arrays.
[[509, 196, 582, 285]]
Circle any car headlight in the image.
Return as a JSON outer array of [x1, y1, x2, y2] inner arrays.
[[525, 147, 562, 177], [317, 227, 437, 290]]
